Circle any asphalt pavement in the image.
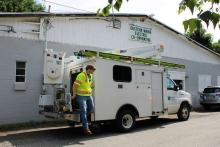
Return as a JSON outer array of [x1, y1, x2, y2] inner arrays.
[[1, 109, 220, 147]]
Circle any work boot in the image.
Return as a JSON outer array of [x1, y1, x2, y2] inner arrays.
[[83, 128, 92, 136]]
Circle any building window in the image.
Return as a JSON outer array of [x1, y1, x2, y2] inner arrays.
[[16, 61, 26, 82], [113, 65, 132, 82]]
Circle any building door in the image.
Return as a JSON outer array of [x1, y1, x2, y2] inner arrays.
[[217, 76, 220, 86], [198, 75, 211, 92], [135, 69, 152, 116]]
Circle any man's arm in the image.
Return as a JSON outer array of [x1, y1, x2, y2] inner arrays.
[[91, 82, 95, 89], [91, 74, 95, 89], [72, 83, 78, 99], [72, 73, 83, 99]]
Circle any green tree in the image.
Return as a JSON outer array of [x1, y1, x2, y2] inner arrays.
[[98, 0, 128, 16], [0, 0, 45, 12], [179, 0, 220, 34], [186, 26, 213, 49], [212, 40, 220, 53], [187, 27, 220, 54], [99, 0, 219, 33]]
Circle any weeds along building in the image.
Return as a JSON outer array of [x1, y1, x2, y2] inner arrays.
[[0, 13, 220, 125]]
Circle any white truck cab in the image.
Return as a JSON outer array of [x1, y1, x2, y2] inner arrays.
[[166, 77, 192, 119], [39, 49, 192, 132]]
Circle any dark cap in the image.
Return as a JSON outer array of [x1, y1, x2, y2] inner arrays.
[[86, 65, 96, 70]]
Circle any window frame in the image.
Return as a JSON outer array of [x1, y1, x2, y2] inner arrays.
[[167, 77, 176, 90], [203, 87, 220, 93], [15, 61, 26, 83], [113, 65, 132, 83]]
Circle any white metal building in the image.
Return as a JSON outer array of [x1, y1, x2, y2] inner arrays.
[[0, 13, 220, 125]]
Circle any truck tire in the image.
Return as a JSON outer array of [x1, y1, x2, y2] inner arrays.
[[203, 105, 211, 110], [116, 110, 135, 132], [177, 103, 190, 121]]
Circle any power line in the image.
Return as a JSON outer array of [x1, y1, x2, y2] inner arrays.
[[44, 0, 96, 13]]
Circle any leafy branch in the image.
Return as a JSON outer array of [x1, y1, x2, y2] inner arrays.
[[97, 0, 128, 16], [179, 0, 220, 33]]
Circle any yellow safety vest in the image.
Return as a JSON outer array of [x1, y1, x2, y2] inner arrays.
[[74, 72, 93, 96]]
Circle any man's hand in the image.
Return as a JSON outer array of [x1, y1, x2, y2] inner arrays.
[[71, 94, 77, 109], [91, 82, 95, 89], [72, 94, 76, 100]]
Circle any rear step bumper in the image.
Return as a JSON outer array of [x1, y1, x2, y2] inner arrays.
[[39, 110, 95, 122]]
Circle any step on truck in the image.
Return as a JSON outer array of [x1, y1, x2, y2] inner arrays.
[[39, 49, 192, 132]]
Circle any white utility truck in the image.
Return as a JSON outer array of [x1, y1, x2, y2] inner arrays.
[[39, 49, 192, 132]]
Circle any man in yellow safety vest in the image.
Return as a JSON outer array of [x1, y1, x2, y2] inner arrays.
[[72, 65, 96, 135]]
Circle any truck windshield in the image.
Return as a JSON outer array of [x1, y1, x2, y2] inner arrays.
[[203, 88, 220, 93], [167, 78, 176, 90]]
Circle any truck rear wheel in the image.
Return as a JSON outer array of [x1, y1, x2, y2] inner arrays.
[[116, 110, 135, 132], [177, 103, 190, 121], [203, 105, 211, 110]]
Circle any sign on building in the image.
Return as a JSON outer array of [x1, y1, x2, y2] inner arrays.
[[129, 24, 152, 43]]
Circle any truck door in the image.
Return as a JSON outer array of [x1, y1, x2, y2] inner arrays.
[[151, 72, 163, 112], [167, 77, 179, 114], [135, 70, 152, 116]]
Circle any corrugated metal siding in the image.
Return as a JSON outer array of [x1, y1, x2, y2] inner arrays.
[[1, 16, 220, 64], [0, 36, 91, 124], [45, 17, 220, 64], [46, 17, 141, 49], [0, 37, 45, 124], [0, 17, 41, 40]]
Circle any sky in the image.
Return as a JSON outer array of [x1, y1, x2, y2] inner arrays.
[[37, 0, 219, 42]]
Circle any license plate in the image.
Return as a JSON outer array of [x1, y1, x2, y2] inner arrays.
[[207, 96, 215, 100]]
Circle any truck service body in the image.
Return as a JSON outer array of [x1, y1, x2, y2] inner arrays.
[[39, 49, 192, 131]]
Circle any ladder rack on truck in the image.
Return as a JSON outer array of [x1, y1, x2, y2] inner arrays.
[[74, 50, 185, 69]]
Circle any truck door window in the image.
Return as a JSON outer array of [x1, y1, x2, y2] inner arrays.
[[113, 65, 132, 82], [173, 80, 183, 90], [167, 78, 175, 90]]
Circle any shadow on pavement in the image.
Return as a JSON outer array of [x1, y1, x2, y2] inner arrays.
[[193, 106, 220, 113], [0, 117, 180, 147]]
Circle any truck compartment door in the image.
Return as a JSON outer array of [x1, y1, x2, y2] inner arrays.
[[151, 72, 163, 113]]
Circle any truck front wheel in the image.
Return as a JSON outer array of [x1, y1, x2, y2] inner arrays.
[[177, 103, 190, 121], [116, 110, 135, 132]]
